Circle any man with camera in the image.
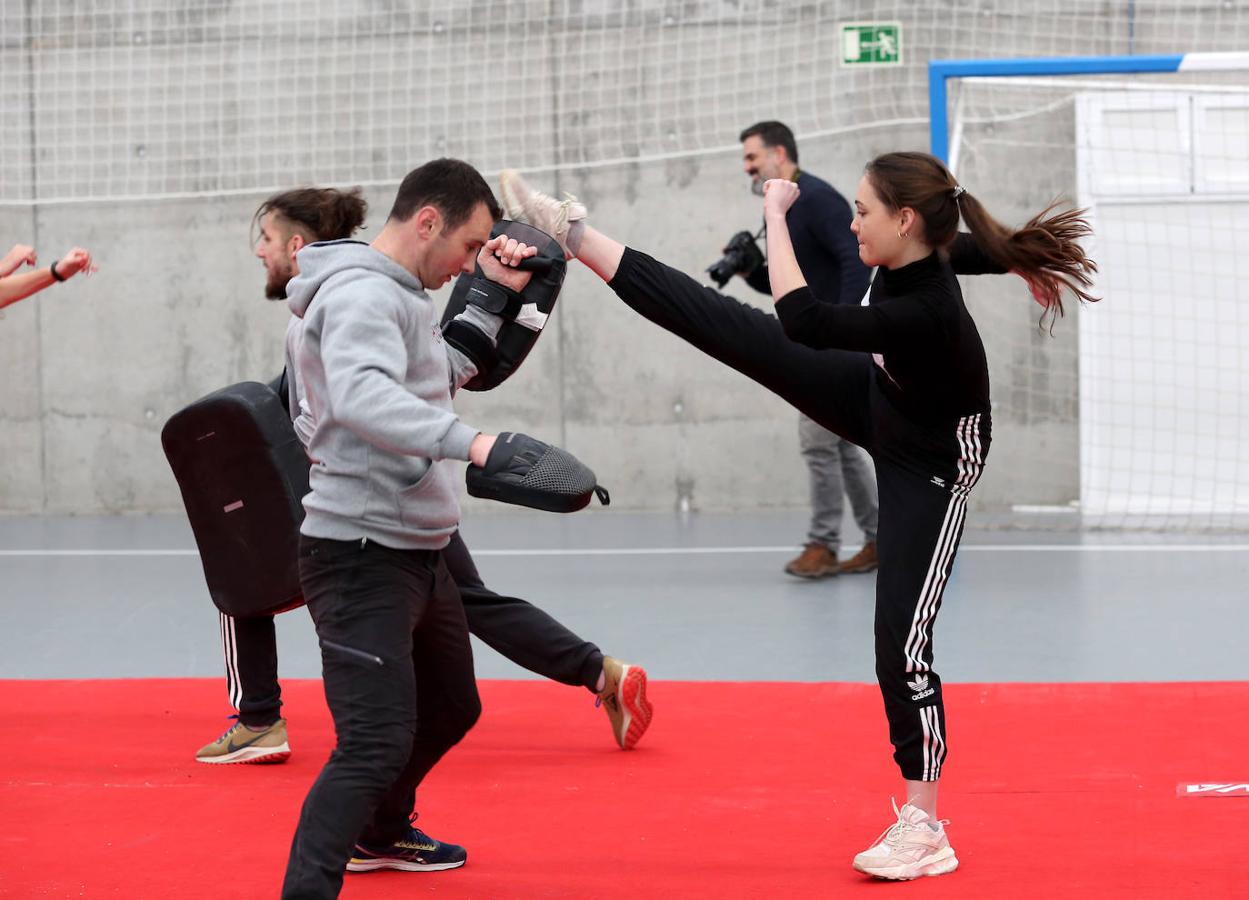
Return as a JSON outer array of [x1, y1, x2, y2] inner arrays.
[[717, 121, 879, 579]]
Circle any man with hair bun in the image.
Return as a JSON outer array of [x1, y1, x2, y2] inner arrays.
[[198, 184, 651, 770], [194, 185, 370, 766]]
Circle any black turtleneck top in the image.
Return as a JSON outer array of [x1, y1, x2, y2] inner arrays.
[[774, 234, 1003, 425]]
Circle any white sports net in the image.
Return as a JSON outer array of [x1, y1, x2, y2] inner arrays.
[[949, 67, 1249, 531], [3, 1, 1248, 528], [2, 1, 1247, 204]]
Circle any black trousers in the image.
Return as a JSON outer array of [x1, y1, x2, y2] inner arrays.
[[218, 611, 282, 726], [611, 248, 991, 781], [445, 530, 605, 692], [281, 536, 480, 900], [218, 531, 605, 728]]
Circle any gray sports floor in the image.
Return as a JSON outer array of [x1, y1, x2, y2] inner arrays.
[[3, 510, 1245, 685]]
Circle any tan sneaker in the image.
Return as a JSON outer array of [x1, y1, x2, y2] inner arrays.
[[853, 800, 959, 880], [498, 169, 587, 259], [783, 542, 839, 579], [596, 656, 652, 750], [838, 540, 879, 574], [195, 718, 290, 765]]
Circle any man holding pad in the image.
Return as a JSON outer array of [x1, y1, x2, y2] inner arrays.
[[282, 159, 539, 897]]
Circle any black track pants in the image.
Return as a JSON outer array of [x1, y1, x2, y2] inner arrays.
[[445, 532, 605, 691], [218, 610, 282, 727]]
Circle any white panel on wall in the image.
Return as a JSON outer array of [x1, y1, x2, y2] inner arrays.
[[1078, 91, 1249, 520], [1193, 94, 1249, 194], [1076, 92, 1191, 198]]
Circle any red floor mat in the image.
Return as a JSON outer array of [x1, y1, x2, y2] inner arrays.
[[1, 679, 1245, 898]]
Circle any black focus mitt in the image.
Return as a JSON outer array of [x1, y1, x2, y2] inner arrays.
[[466, 432, 609, 513], [442, 219, 567, 391]]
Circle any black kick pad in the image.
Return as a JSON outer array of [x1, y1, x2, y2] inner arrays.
[[162, 381, 309, 617]]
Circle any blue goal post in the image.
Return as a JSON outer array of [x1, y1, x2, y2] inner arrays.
[[928, 52, 1249, 163]]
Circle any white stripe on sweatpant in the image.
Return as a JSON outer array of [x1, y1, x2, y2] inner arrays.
[[908, 415, 982, 781], [921, 705, 947, 781], [921, 706, 931, 779], [906, 414, 983, 672], [220, 611, 243, 710], [904, 493, 966, 674]]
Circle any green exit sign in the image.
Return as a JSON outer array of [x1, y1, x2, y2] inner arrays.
[[840, 22, 902, 66]]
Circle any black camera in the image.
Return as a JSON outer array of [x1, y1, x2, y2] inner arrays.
[[706, 230, 763, 288]]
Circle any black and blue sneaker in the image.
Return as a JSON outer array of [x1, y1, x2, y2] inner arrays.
[[346, 825, 467, 873]]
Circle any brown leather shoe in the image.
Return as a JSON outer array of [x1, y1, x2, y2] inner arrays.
[[784, 542, 839, 579], [838, 541, 879, 574]]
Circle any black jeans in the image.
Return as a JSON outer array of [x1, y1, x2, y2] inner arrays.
[[281, 536, 481, 900]]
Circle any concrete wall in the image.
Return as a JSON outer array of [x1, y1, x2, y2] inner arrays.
[[2, 1, 1244, 515]]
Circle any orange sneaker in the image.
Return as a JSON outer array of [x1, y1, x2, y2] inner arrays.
[[596, 657, 652, 750]]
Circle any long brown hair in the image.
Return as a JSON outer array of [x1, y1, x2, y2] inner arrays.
[[865, 151, 1098, 327]]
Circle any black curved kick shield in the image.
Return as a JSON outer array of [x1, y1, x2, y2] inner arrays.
[[162, 381, 309, 617]]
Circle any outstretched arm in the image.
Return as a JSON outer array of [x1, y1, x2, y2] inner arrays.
[[0, 269, 57, 310], [0, 247, 97, 310]]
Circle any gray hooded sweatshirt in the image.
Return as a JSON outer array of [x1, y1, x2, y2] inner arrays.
[[286, 240, 483, 550]]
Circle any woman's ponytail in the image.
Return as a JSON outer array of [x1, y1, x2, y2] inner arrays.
[[867, 152, 1098, 328], [958, 192, 1098, 326]]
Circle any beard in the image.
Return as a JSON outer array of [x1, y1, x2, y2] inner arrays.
[[750, 176, 765, 197], [263, 264, 292, 300]]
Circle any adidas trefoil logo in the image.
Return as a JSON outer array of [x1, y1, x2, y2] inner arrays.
[[907, 673, 935, 701]]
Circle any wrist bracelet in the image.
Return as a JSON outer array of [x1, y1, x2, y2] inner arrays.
[[49, 259, 66, 282]]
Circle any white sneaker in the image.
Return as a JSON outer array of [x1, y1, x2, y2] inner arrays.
[[852, 799, 959, 880], [498, 169, 586, 259]]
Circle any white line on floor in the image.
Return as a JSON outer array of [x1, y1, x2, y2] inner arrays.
[[1, 544, 1247, 557]]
